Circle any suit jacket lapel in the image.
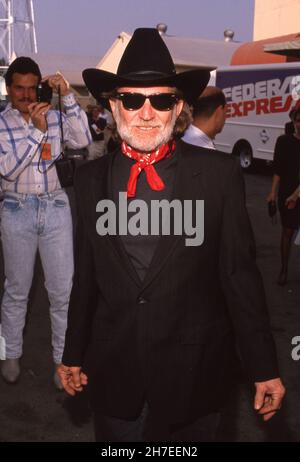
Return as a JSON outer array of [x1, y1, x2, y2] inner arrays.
[[93, 150, 142, 287]]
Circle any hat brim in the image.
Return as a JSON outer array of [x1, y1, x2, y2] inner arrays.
[[83, 68, 212, 107]]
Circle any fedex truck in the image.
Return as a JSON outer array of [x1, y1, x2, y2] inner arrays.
[[212, 62, 300, 169]]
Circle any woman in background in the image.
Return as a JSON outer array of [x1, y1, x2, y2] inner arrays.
[[267, 107, 300, 285]]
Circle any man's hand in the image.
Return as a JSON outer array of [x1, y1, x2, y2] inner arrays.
[[285, 188, 300, 209], [28, 102, 51, 133], [267, 191, 276, 203], [254, 378, 285, 421], [57, 363, 88, 396], [44, 72, 70, 96]]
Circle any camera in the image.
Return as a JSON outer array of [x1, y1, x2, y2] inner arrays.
[[37, 81, 53, 103]]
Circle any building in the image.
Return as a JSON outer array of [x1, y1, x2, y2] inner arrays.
[[250, 0, 300, 61], [254, 0, 300, 41], [230, 32, 300, 64]]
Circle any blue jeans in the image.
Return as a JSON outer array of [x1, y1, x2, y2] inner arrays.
[[0, 190, 74, 364]]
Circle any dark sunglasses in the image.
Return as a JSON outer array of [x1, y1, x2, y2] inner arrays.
[[114, 92, 179, 111]]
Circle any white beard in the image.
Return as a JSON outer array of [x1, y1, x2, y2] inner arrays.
[[113, 104, 177, 152]]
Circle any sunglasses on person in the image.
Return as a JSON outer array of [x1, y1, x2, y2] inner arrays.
[[113, 92, 179, 111]]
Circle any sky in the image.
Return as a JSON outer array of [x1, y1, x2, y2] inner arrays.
[[33, 0, 255, 58]]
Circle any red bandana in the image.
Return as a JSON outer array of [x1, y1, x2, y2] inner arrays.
[[121, 140, 176, 198]]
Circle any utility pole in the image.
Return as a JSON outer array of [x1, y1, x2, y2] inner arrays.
[[0, 0, 37, 70]]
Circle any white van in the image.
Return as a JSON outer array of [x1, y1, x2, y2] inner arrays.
[[212, 62, 300, 169]]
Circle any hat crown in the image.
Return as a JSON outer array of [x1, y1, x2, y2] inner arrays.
[[82, 27, 210, 108], [117, 28, 176, 78]]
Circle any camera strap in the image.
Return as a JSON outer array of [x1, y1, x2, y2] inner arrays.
[[36, 84, 75, 187], [57, 85, 65, 155], [37, 84, 65, 172]]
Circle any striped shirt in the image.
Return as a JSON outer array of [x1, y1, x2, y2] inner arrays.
[[0, 93, 91, 194], [182, 124, 216, 150]]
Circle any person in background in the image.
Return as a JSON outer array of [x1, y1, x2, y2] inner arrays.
[[87, 105, 107, 159], [87, 103, 114, 159], [284, 108, 296, 136], [267, 106, 300, 285], [98, 102, 113, 126], [286, 184, 300, 245], [0, 57, 91, 388], [182, 86, 226, 149], [286, 184, 300, 209]]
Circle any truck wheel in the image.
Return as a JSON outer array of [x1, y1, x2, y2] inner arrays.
[[233, 141, 253, 171]]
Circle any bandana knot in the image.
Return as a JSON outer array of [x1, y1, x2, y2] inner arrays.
[[121, 140, 176, 197]]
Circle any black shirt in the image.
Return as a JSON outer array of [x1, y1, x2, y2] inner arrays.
[[273, 134, 300, 199], [112, 148, 177, 281]]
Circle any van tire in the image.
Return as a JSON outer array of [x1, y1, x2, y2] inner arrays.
[[232, 141, 253, 171]]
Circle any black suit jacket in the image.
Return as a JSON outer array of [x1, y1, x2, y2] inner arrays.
[[63, 140, 279, 422]]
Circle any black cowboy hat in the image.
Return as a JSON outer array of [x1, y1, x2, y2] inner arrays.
[[83, 28, 211, 105]]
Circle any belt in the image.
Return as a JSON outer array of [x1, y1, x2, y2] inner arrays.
[[3, 189, 65, 200]]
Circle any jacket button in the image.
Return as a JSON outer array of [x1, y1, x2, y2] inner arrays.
[[137, 296, 148, 304]]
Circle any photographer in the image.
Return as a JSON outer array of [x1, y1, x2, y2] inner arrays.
[[0, 57, 91, 388]]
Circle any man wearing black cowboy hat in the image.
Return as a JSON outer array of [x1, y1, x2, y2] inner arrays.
[[58, 28, 285, 442]]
